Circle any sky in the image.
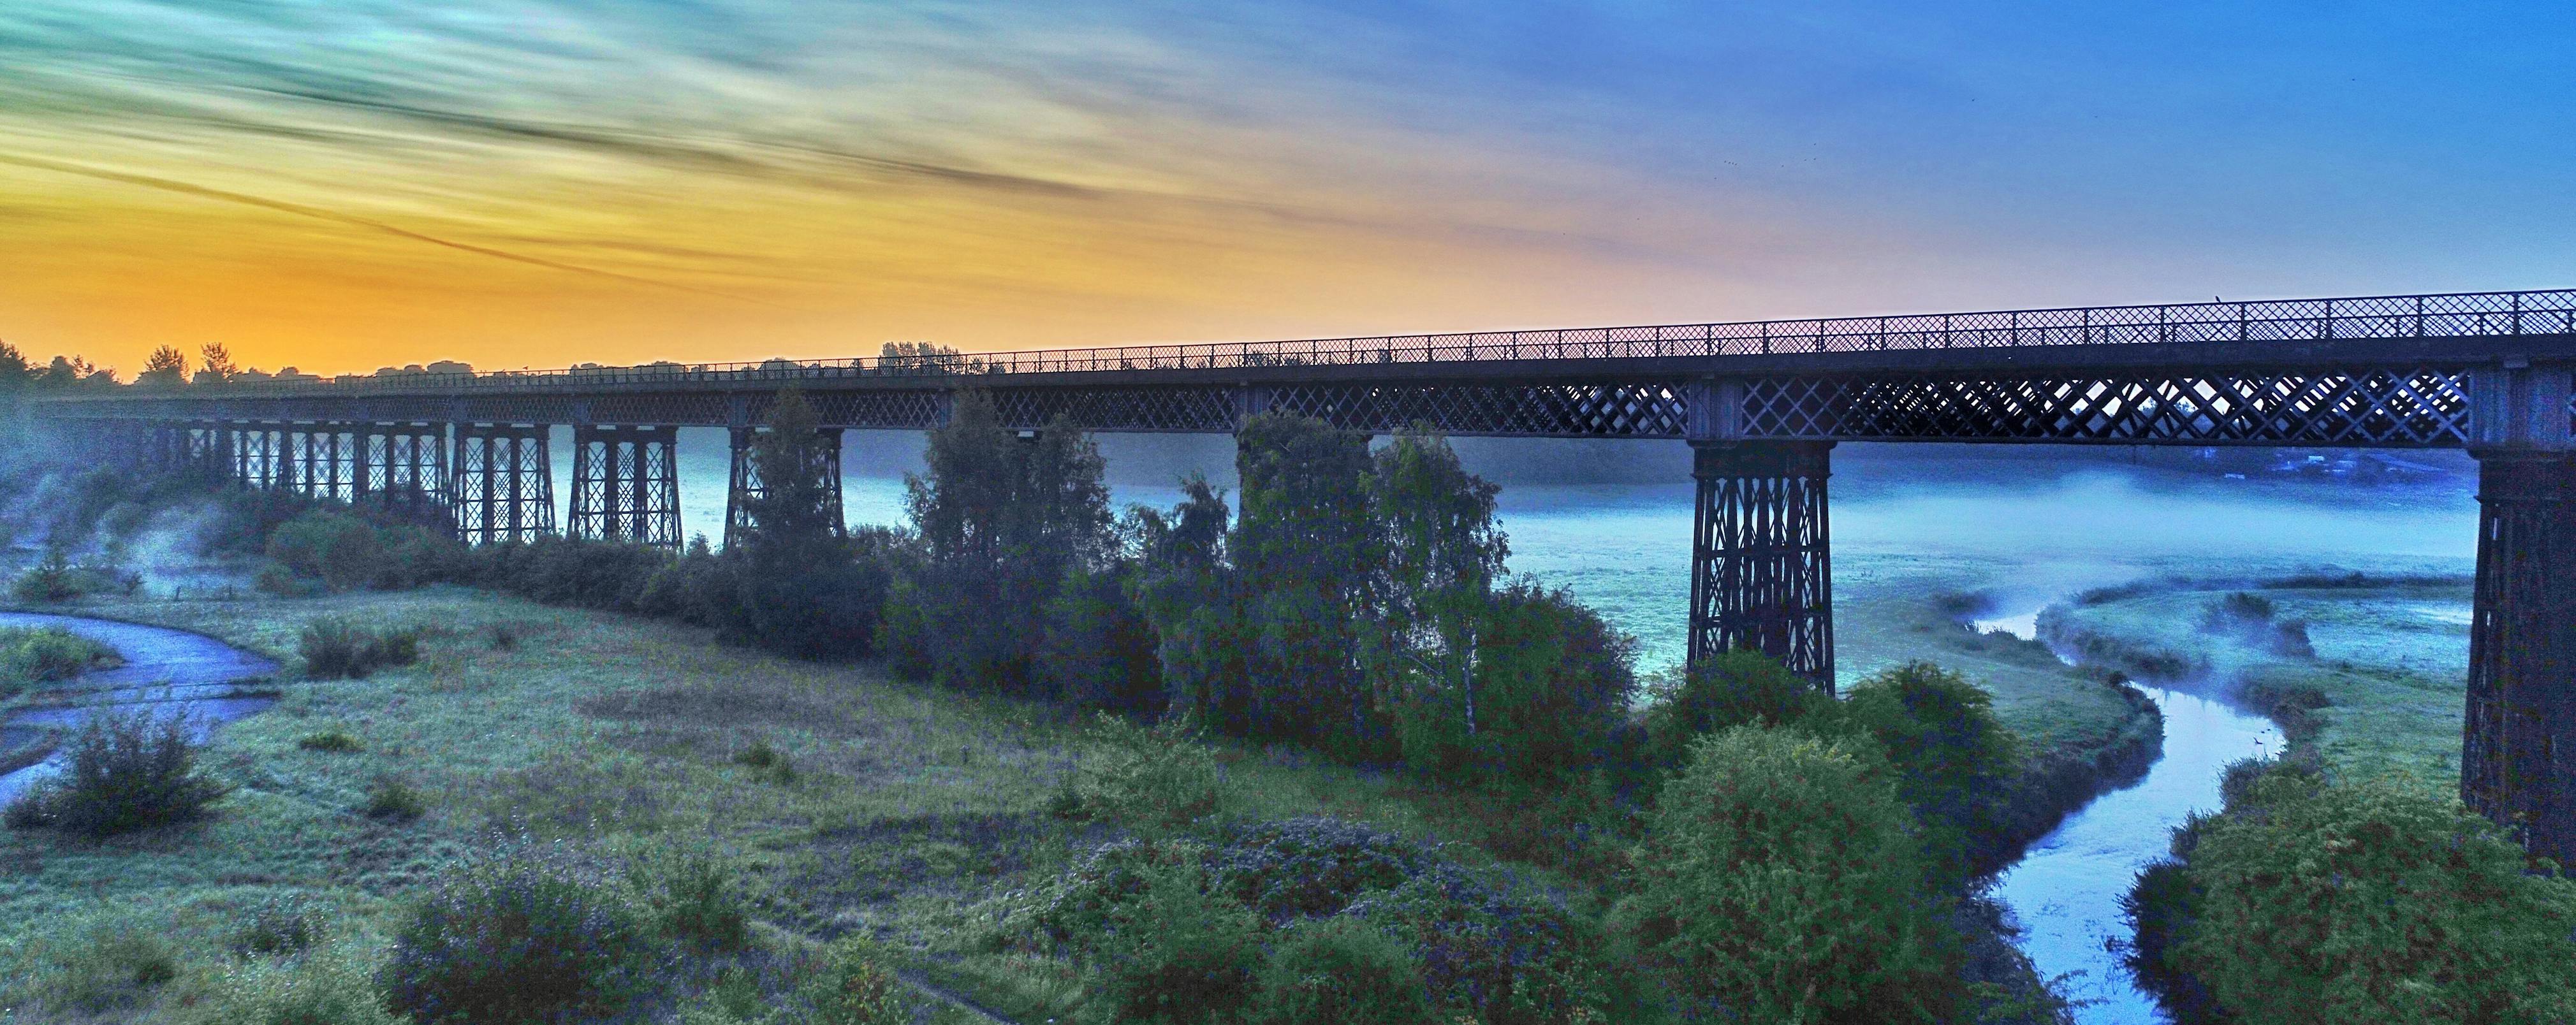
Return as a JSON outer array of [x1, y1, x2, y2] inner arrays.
[[2, 1, 2572, 377]]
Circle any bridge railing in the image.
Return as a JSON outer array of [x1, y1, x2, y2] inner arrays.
[[64, 289, 2576, 398]]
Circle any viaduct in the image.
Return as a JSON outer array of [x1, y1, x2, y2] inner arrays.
[[26, 288, 2576, 863]]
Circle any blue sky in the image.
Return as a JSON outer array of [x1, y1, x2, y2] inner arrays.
[[2, 1, 2570, 372]]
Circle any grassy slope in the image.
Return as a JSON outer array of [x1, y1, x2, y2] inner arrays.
[[0, 563, 2155, 1021], [2044, 576, 2471, 789]]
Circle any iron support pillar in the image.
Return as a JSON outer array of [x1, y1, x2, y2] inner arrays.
[[286, 425, 359, 501], [1688, 440, 1836, 689], [2464, 449, 2576, 866], [724, 426, 845, 549], [569, 425, 680, 549], [453, 424, 555, 544], [358, 423, 451, 520]]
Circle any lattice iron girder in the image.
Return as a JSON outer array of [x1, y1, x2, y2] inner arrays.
[[1740, 367, 2474, 446], [1688, 441, 1835, 688], [1261, 381, 1688, 437], [803, 389, 949, 430], [358, 423, 451, 510], [567, 425, 681, 550], [990, 387, 1236, 432]]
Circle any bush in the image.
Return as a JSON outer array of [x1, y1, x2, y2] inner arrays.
[[1614, 725, 1964, 1024], [381, 840, 654, 1025], [1828, 661, 2024, 884], [1639, 649, 1826, 772], [1052, 712, 1226, 828], [296, 729, 362, 753], [803, 940, 916, 1025], [1255, 916, 1431, 1025], [1446, 582, 1637, 787], [231, 892, 330, 957], [731, 738, 797, 784], [299, 617, 421, 680], [6, 705, 227, 836], [1346, 864, 1616, 1025], [16, 912, 181, 1015], [1208, 817, 1433, 923], [365, 774, 427, 822], [636, 850, 752, 952], [11, 546, 80, 602], [267, 509, 389, 591], [0, 624, 115, 695], [2149, 771, 2576, 1024], [1080, 862, 1266, 1025], [203, 946, 402, 1025]]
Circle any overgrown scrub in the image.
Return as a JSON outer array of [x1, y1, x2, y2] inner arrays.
[[0, 623, 115, 695], [1614, 726, 1965, 1024], [298, 616, 421, 679], [267, 507, 458, 591], [1078, 862, 1268, 1025], [365, 773, 427, 821], [1023, 818, 1620, 1025], [634, 849, 754, 952], [295, 728, 362, 753], [202, 945, 402, 1025], [2127, 763, 2576, 1024], [1831, 661, 2024, 886], [5, 705, 227, 836], [7, 911, 184, 1016], [1638, 649, 1827, 771], [1254, 915, 1431, 1025], [231, 892, 330, 957], [1051, 712, 1227, 828], [8, 546, 140, 602], [381, 839, 655, 1024]]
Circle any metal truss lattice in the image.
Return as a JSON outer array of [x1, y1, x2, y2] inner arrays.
[[1741, 368, 2473, 445], [1261, 382, 1687, 437], [567, 425, 680, 549]]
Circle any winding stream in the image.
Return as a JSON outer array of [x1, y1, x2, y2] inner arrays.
[[1976, 608, 2283, 1022], [0, 611, 279, 807]]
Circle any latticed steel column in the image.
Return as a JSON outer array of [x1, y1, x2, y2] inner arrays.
[[2464, 449, 2576, 866], [569, 425, 680, 549], [358, 423, 451, 518], [1687, 440, 1836, 688], [724, 426, 845, 549], [299, 425, 358, 501], [452, 424, 555, 544]]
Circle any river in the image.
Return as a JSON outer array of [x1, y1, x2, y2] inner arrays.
[[0, 612, 279, 808]]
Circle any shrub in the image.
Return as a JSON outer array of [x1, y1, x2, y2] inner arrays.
[[1828, 661, 2024, 884], [1454, 582, 1637, 787], [17, 912, 182, 1015], [1079, 862, 1266, 1025], [6, 705, 227, 836], [1639, 649, 1827, 771], [295, 729, 362, 753], [1614, 725, 1964, 1024], [365, 774, 427, 822], [1053, 712, 1226, 828], [0, 625, 114, 696], [11, 546, 80, 602], [267, 509, 388, 591], [299, 617, 421, 680], [203, 946, 402, 1025], [231, 892, 330, 957], [381, 840, 654, 1024], [1255, 916, 1431, 1025], [1209, 817, 1432, 923], [1347, 865, 1615, 1025], [732, 739, 796, 784], [804, 940, 916, 1025], [2155, 771, 2576, 1024], [637, 850, 752, 952]]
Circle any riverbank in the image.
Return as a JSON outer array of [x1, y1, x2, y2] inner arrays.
[[2, 574, 2155, 1022]]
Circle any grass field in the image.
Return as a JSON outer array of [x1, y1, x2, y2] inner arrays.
[[2040, 574, 2473, 789], [0, 556, 2155, 1022]]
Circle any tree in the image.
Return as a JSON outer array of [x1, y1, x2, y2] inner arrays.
[[194, 342, 238, 384], [0, 341, 29, 392], [1828, 662, 2023, 886], [1369, 427, 1507, 765], [730, 389, 882, 658], [2164, 773, 2576, 1024], [1455, 581, 1636, 785], [1616, 726, 1965, 1024], [1131, 476, 1248, 726], [136, 345, 186, 388], [893, 391, 1112, 691], [1231, 412, 1379, 756]]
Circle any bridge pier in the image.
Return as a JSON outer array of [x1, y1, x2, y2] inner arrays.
[[358, 423, 451, 518], [1687, 440, 1836, 689], [453, 424, 555, 544], [2464, 449, 2576, 866], [569, 425, 680, 549], [724, 425, 845, 549], [238, 423, 286, 490]]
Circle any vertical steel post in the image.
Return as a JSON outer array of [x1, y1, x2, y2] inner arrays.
[[1687, 440, 1836, 689]]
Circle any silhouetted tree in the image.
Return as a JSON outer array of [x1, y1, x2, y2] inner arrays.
[[732, 389, 881, 658], [136, 345, 186, 388], [194, 342, 238, 384], [1231, 412, 1379, 757], [1370, 426, 1507, 763]]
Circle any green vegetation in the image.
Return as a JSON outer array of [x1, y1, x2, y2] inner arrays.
[[298, 617, 422, 680], [2042, 574, 2470, 785], [5, 704, 228, 836], [0, 623, 116, 695], [2126, 760, 2576, 1024]]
